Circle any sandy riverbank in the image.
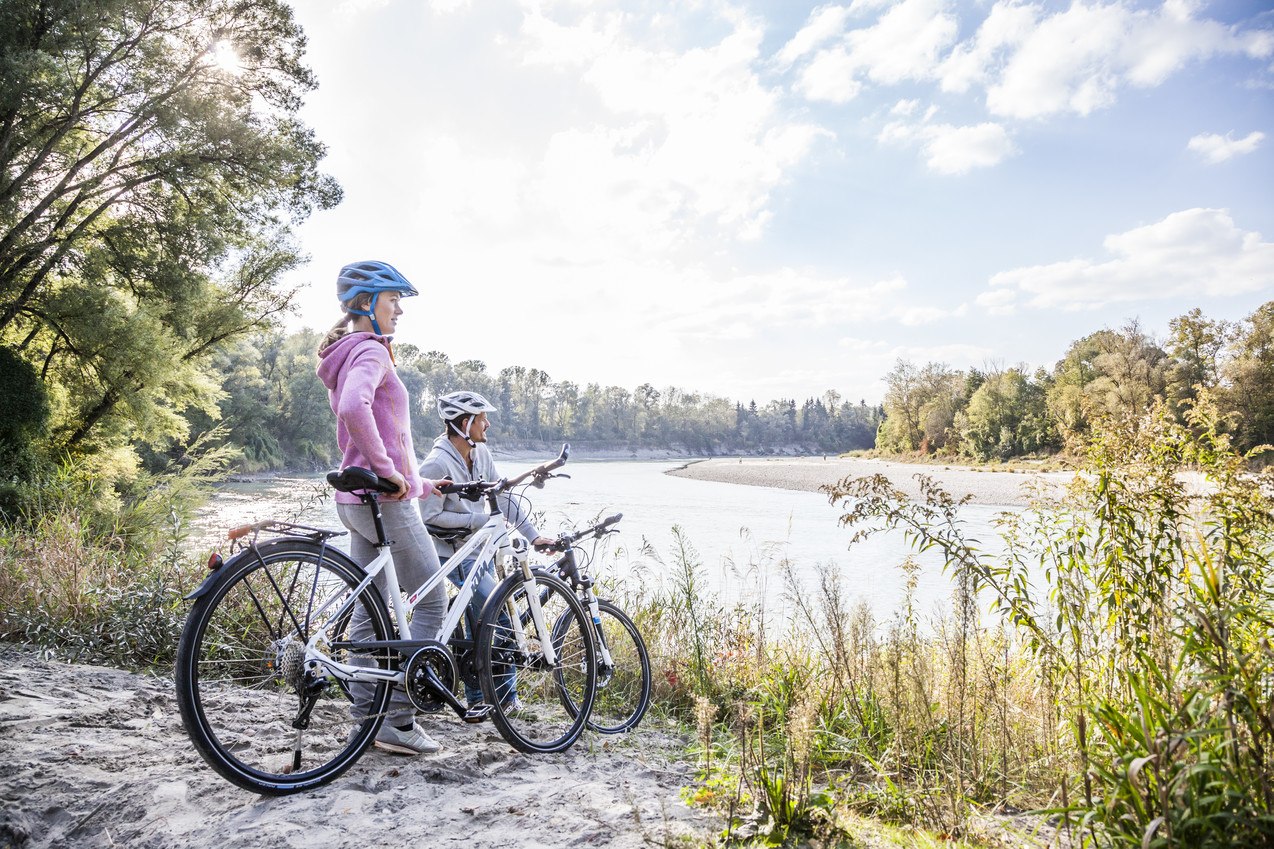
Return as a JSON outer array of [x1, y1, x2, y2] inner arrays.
[[667, 456, 1074, 508], [0, 646, 717, 849]]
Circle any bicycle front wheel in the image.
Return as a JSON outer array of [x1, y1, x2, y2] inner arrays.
[[476, 572, 596, 753], [569, 600, 651, 734], [175, 539, 394, 795]]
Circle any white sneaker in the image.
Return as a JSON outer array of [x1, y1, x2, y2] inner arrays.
[[500, 696, 524, 715], [374, 722, 441, 755]]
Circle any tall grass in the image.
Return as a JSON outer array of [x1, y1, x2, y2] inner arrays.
[[608, 397, 1271, 847], [0, 437, 235, 667]]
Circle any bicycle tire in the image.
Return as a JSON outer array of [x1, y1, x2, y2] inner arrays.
[[175, 538, 394, 794], [475, 571, 596, 753], [561, 600, 651, 734]]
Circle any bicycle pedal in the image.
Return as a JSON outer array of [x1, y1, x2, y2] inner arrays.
[[462, 704, 493, 724]]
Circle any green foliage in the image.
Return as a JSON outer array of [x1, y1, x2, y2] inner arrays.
[[0, 345, 51, 495], [958, 368, 1056, 460], [873, 303, 1274, 464], [826, 396, 1274, 847], [0, 433, 235, 667], [0, 0, 338, 480], [1220, 301, 1274, 453]]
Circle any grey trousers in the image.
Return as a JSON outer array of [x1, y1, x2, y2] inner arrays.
[[337, 500, 448, 725]]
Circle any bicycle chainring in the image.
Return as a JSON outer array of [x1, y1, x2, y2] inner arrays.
[[404, 642, 457, 713]]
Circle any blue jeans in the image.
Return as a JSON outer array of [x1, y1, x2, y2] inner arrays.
[[447, 558, 516, 706]]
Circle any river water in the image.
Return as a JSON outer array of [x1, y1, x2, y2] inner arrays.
[[192, 460, 1014, 626]]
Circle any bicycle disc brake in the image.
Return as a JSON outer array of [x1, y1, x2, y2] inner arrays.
[[404, 642, 457, 713]]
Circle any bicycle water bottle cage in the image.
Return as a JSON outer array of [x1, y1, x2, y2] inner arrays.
[[326, 467, 399, 495]]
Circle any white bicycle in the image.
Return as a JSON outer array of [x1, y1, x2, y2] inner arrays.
[[175, 446, 596, 795]]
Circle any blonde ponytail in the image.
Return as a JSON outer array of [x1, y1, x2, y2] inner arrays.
[[317, 293, 375, 354], [319, 315, 352, 353]]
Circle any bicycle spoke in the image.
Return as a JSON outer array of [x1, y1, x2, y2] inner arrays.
[[176, 540, 394, 795]]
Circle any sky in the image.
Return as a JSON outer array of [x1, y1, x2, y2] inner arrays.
[[276, 0, 1274, 405]]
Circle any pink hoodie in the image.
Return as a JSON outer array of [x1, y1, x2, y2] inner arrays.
[[317, 332, 423, 504]]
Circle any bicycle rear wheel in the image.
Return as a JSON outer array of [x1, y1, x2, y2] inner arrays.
[[566, 600, 651, 734], [175, 539, 394, 794], [476, 572, 596, 753]]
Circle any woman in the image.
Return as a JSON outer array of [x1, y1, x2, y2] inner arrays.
[[316, 260, 449, 756]]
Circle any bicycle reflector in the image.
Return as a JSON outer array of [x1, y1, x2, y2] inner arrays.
[[206, 551, 223, 572]]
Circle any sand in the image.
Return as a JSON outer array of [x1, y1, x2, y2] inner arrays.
[[0, 645, 717, 849], [667, 456, 1075, 508]]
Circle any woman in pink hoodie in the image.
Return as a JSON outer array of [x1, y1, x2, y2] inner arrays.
[[316, 260, 448, 756]]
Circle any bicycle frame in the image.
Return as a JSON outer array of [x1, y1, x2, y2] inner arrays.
[[301, 503, 556, 693], [552, 548, 615, 670]]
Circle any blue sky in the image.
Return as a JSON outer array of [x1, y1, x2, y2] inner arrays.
[[278, 0, 1274, 405]]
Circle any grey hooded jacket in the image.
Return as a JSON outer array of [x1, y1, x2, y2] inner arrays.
[[417, 435, 543, 558]]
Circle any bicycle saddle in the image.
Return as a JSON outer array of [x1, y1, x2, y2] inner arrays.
[[326, 467, 399, 494]]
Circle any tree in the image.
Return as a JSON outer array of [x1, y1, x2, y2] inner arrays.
[[1088, 320, 1168, 420], [1165, 307, 1231, 418], [1047, 323, 1168, 439], [1221, 300, 1274, 452], [877, 359, 963, 453], [957, 368, 1053, 460], [0, 345, 50, 479], [0, 0, 339, 464]]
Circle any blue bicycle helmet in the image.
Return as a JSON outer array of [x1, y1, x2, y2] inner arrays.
[[336, 260, 418, 335]]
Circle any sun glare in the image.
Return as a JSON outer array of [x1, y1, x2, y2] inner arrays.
[[212, 40, 242, 75]]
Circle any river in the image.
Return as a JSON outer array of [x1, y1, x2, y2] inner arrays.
[[191, 459, 1015, 626]]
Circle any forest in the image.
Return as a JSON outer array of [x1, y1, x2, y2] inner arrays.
[[198, 329, 885, 471]]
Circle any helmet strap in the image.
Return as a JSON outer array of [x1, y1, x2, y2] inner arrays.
[[446, 417, 477, 449], [346, 292, 382, 335]]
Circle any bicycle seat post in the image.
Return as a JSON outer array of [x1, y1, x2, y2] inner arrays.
[[361, 490, 390, 547]]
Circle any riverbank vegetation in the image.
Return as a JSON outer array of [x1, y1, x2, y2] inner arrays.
[[606, 399, 1272, 847], [876, 305, 1274, 465]]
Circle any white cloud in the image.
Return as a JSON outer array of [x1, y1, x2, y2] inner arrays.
[[879, 117, 1016, 174], [1187, 130, 1266, 163], [937, 1, 1037, 94], [890, 98, 920, 117], [984, 0, 1274, 119], [660, 270, 963, 340], [775, 4, 853, 69], [515, 10, 828, 250], [979, 208, 1274, 312], [792, 0, 958, 102], [335, 0, 392, 19], [782, 0, 1272, 119]]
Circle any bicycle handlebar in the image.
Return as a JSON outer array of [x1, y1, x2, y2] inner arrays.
[[436, 443, 571, 501], [540, 512, 623, 552]]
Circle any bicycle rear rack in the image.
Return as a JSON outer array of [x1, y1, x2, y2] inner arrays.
[[227, 520, 347, 552]]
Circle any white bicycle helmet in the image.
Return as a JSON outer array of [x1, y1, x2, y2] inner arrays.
[[437, 390, 497, 422], [437, 391, 497, 446]]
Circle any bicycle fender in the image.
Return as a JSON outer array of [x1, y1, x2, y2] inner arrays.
[[184, 568, 225, 601]]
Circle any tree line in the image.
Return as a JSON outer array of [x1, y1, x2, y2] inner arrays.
[[201, 329, 885, 471], [876, 302, 1274, 461]]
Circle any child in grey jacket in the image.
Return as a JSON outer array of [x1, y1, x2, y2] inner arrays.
[[417, 391, 553, 709]]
